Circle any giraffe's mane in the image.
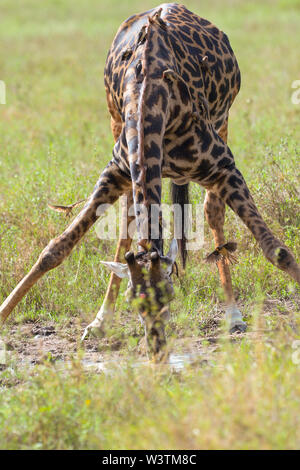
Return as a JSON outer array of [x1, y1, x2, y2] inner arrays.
[[136, 10, 168, 208]]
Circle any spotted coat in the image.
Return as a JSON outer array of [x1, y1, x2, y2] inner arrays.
[[104, 3, 243, 246]]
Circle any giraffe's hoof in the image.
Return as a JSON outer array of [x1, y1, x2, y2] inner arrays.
[[225, 306, 247, 334], [81, 318, 106, 342], [229, 321, 247, 334]]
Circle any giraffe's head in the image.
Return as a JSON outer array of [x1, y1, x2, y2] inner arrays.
[[102, 239, 178, 360]]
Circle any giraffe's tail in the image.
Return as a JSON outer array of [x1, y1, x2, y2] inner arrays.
[[171, 182, 189, 268]]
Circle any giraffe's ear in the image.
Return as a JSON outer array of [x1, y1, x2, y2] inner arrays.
[[167, 239, 178, 263], [101, 261, 129, 278]]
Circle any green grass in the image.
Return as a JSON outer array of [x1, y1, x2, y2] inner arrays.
[[1, 319, 300, 450], [0, 0, 300, 450]]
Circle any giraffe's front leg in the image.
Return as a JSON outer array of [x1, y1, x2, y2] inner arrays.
[[204, 191, 247, 333], [82, 192, 135, 340], [0, 161, 131, 326], [210, 162, 300, 290]]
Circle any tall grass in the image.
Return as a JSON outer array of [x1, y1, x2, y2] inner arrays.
[[1, 316, 300, 449]]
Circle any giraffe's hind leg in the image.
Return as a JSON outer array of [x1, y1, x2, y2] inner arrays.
[[204, 119, 246, 333], [82, 191, 135, 339]]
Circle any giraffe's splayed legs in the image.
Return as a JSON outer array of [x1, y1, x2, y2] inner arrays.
[[81, 192, 135, 341], [0, 161, 131, 326], [209, 162, 300, 291]]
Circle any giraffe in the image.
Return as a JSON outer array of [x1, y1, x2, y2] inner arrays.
[[1, 4, 299, 360]]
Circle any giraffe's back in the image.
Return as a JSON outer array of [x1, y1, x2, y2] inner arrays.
[[104, 3, 241, 132]]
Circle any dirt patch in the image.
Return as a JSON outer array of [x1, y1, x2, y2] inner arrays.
[[1, 295, 299, 372], [2, 321, 102, 366], [1, 319, 219, 372]]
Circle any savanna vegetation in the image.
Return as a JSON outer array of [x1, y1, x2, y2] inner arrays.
[[0, 0, 299, 450]]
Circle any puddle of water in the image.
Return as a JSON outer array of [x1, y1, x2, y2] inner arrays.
[[169, 353, 199, 371], [1, 351, 204, 376], [80, 352, 204, 374], [1, 330, 216, 377]]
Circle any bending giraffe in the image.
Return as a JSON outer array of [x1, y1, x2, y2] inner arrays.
[[1, 4, 299, 359]]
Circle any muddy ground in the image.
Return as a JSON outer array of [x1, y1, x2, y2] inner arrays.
[[1, 296, 298, 373], [1, 320, 219, 372]]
